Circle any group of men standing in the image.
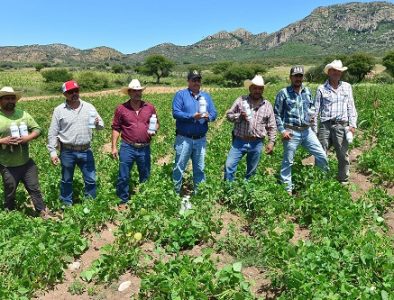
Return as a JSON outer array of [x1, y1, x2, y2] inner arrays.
[[0, 59, 357, 216]]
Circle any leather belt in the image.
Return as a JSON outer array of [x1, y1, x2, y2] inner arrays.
[[124, 141, 149, 148], [324, 119, 348, 126], [235, 135, 262, 142], [285, 125, 310, 131], [177, 134, 205, 140], [61, 143, 90, 151]]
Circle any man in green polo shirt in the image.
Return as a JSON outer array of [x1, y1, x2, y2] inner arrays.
[[0, 86, 53, 218]]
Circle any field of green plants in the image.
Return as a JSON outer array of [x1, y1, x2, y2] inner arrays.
[[0, 83, 393, 299]]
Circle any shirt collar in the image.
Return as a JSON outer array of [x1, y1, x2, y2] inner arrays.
[[288, 84, 307, 94], [188, 89, 201, 99], [64, 99, 82, 109], [325, 80, 343, 90]]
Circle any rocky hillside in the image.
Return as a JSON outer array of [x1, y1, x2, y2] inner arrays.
[[0, 1, 393, 65]]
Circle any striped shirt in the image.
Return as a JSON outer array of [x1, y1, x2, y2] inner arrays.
[[274, 85, 314, 133], [47, 99, 104, 157], [226, 95, 276, 144], [314, 80, 357, 131]]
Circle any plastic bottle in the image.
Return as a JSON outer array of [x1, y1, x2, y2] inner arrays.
[[19, 122, 28, 137], [147, 114, 157, 134], [307, 107, 316, 124], [345, 127, 354, 144], [242, 100, 252, 121], [88, 110, 96, 128], [10, 122, 20, 138], [199, 96, 207, 116]]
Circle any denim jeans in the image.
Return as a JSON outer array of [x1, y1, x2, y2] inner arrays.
[[318, 122, 350, 182], [281, 127, 328, 192], [116, 141, 151, 203], [224, 137, 263, 181], [173, 135, 206, 194], [0, 159, 46, 211], [60, 149, 96, 205]]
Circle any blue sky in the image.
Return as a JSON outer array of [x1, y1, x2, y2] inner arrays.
[[1, 0, 390, 54]]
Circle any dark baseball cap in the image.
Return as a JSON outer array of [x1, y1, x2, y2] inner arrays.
[[187, 70, 202, 80], [290, 65, 304, 76]]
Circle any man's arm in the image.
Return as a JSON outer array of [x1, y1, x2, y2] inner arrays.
[[172, 91, 194, 121], [111, 129, 120, 159]]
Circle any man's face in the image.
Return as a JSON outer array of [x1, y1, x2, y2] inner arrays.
[[128, 89, 143, 101], [328, 69, 342, 82], [188, 78, 201, 93], [64, 88, 80, 102], [0, 95, 17, 111], [249, 85, 264, 100], [290, 74, 304, 87]]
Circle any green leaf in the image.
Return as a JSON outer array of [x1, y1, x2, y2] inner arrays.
[[232, 262, 242, 272], [381, 290, 389, 300], [80, 270, 95, 282]]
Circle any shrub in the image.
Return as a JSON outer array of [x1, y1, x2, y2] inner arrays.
[[372, 72, 394, 84], [223, 65, 255, 87], [111, 64, 124, 74], [203, 73, 224, 86], [382, 50, 394, 76], [41, 68, 73, 83], [76, 72, 109, 91]]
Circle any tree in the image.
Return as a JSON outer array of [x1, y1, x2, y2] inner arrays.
[[223, 65, 255, 87], [41, 68, 73, 83], [139, 55, 174, 84], [111, 64, 124, 74], [211, 61, 233, 75], [346, 53, 374, 83], [382, 51, 394, 77]]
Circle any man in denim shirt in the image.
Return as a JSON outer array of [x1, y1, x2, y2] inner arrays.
[[274, 66, 328, 194], [172, 70, 217, 197]]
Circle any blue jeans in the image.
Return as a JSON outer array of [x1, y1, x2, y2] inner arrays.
[[60, 149, 96, 205], [281, 128, 328, 192], [173, 135, 206, 194], [117, 142, 151, 203], [224, 137, 263, 181]]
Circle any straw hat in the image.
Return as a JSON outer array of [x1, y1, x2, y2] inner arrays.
[[121, 79, 146, 94], [244, 75, 265, 89], [324, 59, 348, 74], [0, 86, 22, 100]]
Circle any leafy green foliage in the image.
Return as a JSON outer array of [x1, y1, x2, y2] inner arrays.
[[41, 68, 73, 83], [138, 54, 175, 84], [382, 50, 394, 76], [75, 71, 110, 91]]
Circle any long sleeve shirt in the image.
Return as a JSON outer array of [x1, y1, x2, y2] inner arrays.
[[111, 100, 158, 144], [274, 85, 314, 133], [172, 88, 217, 137], [0, 109, 41, 167], [314, 80, 357, 132], [226, 95, 276, 144], [47, 99, 104, 157]]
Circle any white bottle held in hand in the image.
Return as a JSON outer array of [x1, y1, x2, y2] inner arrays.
[[199, 96, 207, 116], [10, 122, 20, 138], [242, 100, 252, 121], [19, 122, 28, 137], [88, 110, 96, 128], [345, 126, 354, 144], [147, 114, 157, 134]]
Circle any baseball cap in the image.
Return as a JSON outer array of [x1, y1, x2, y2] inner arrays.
[[187, 70, 202, 81], [290, 65, 304, 76], [62, 80, 80, 93]]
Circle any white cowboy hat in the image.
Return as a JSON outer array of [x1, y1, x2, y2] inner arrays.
[[120, 79, 146, 94], [324, 59, 348, 74], [0, 86, 22, 100], [244, 74, 265, 89]]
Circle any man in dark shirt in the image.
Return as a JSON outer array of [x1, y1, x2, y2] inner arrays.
[[111, 79, 159, 209]]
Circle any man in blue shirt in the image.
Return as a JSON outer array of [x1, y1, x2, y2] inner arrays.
[[274, 66, 328, 194], [172, 70, 217, 196]]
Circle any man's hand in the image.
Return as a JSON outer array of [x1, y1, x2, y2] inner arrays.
[[282, 130, 292, 140], [51, 155, 60, 165], [240, 111, 249, 121], [1, 136, 19, 145], [194, 112, 208, 120], [112, 148, 118, 159], [349, 127, 356, 134], [265, 143, 274, 154]]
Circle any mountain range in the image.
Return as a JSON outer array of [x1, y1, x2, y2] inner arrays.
[[1, 1, 393, 65]]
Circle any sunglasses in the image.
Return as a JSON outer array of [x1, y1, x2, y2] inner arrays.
[[66, 89, 79, 94]]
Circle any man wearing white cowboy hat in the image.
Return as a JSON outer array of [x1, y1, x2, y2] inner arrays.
[[112, 79, 159, 210], [224, 74, 276, 181], [314, 59, 358, 184], [274, 66, 328, 194], [47, 80, 104, 207], [0, 86, 54, 218], [172, 70, 217, 199]]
